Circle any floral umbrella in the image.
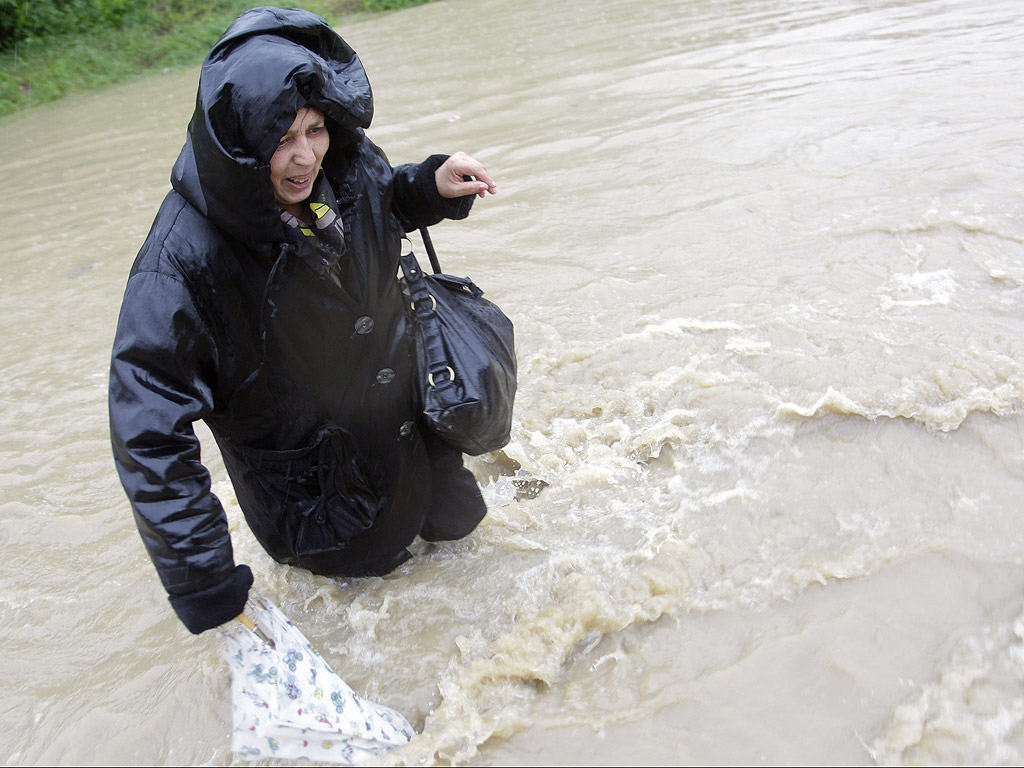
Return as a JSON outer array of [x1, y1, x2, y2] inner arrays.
[[220, 590, 414, 764]]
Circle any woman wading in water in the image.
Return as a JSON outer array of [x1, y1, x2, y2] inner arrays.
[[109, 6, 497, 633]]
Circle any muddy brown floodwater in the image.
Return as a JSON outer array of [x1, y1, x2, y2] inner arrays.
[[2, 0, 1024, 764]]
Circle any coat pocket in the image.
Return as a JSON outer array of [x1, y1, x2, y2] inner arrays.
[[229, 425, 385, 559]]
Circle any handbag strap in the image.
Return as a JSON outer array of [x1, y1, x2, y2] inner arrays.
[[418, 227, 443, 275], [399, 231, 454, 385]]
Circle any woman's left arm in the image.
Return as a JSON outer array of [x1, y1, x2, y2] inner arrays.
[[390, 152, 496, 231]]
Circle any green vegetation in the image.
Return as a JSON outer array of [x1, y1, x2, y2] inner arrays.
[[0, 0, 436, 117]]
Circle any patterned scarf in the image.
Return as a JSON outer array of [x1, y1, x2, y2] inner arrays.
[[279, 172, 347, 282]]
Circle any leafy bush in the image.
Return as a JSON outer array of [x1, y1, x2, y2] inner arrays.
[[0, 0, 434, 117], [2, 1, 149, 49], [360, 0, 435, 10]]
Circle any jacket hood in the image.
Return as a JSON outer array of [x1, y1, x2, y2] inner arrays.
[[171, 6, 373, 251]]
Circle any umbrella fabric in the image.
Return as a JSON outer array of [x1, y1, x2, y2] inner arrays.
[[220, 591, 415, 764]]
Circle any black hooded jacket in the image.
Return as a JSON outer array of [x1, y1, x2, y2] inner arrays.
[[109, 7, 474, 633]]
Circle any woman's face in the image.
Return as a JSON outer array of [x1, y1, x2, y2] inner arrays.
[[270, 106, 330, 216]]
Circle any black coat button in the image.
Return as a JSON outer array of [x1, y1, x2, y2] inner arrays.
[[399, 421, 414, 437], [376, 368, 395, 384], [354, 316, 374, 334]]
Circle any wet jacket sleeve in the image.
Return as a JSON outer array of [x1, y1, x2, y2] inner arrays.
[[109, 270, 251, 634], [391, 154, 475, 231]]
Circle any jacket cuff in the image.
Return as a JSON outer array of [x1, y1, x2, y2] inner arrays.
[[167, 564, 253, 634]]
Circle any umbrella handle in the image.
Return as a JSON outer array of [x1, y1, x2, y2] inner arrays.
[[237, 613, 276, 649]]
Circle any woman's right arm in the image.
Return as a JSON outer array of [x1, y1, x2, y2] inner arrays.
[[108, 270, 251, 634]]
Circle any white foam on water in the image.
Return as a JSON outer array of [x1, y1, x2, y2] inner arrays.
[[877, 268, 960, 310], [871, 601, 1024, 766]]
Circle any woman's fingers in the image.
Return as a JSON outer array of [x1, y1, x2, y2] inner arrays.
[[437, 152, 497, 198]]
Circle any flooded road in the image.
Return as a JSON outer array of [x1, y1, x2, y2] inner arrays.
[[2, 0, 1024, 764]]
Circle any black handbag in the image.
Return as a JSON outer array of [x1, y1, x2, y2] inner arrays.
[[398, 228, 517, 455]]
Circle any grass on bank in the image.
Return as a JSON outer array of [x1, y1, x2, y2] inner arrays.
[[0, 0, 434, 118]]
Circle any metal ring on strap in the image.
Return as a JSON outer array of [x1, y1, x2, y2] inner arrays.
[[410, 294, 437, 312], [428, 366, 455, 387]]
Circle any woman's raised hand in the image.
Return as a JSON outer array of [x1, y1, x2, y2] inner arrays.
[[435, 151, 497, 199]]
